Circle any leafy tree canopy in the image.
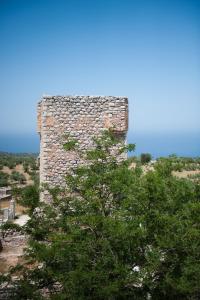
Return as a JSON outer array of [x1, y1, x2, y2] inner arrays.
[[0, 171, 9, 187], [10, 171, 26, 184], [140, 153, 152, 164], [1, 131, 200, 300]]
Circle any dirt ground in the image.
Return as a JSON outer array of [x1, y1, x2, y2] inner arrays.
[[173, 169, 200, 178]]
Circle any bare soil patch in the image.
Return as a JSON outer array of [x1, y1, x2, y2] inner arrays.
[[173, 170, 200, 178]]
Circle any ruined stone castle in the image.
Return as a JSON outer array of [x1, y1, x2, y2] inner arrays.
[[37, 95, 128, 201]]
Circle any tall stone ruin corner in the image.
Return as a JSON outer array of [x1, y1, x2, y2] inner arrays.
[[37, 95, 129, 202]]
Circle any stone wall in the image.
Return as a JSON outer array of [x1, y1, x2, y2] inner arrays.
[[38, 95, 128, 202]]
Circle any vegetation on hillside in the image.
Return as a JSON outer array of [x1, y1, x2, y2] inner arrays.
[[158, 155, 200, 172], [0, 172, 9, 187], [0, 152, 38, 187], [0, 131, 199, 299], [140, 153, 152, 164], [0, 152, 38, 172], [10, 171, 26, 184]]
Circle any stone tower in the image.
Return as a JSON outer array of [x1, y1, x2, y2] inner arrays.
[[37, 95, 128, 202]]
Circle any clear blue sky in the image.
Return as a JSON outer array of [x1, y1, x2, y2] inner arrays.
[[0, 0, 199, 156]]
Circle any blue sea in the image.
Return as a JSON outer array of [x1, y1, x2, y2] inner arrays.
[[128, 131, 200, 158], [0, 133, 40, 154], [0, 131, 199, 158]]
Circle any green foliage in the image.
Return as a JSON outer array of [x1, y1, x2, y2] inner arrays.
[[10, 171, 26, 184], [0, 171, 9, 187], [23, 162, 29, 173], [141, 153, 152, 164], [1, 133, 200, 299], [0, 152, 38, 172], [188, 173, 200, 183], [0, 222, 22, 237], [162, 155, 200, 172], [30, 172, 39, 186], [18, 184, 39, 216], [63, 135, 78, 151], [11, 172, 40, 216]]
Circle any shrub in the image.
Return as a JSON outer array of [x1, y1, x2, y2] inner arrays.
[[140, 152, 152, 164], [0, 172, 9, 187], [10, 171, 26, 184]]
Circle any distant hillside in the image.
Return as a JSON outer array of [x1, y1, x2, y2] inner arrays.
[[0, 152, 38, 172]]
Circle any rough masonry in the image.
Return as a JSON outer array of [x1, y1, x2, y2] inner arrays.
[[37, 95, 128, 202]]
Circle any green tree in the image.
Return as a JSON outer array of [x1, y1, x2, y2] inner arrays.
[[0, 171, 9, 187], [11, 171, 39, 216], [23, 163, 29, 173], [10, 171, 26, 184], [1, 131, 200, 299], [140, 153, 152, 164]]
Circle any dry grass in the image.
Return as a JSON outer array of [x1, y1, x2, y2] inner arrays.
[[173, 169, 200, 179]]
